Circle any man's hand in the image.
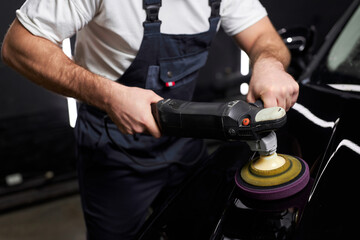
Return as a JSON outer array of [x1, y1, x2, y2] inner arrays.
[[233, 16, 299, 111], [105, 83, 163, 138], [247, 58, 299, 111], [2, 19, 163, 138]]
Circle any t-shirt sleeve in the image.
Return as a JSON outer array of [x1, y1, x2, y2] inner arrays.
[[16, 0, 100, 46], [220, 0, 268, 36]]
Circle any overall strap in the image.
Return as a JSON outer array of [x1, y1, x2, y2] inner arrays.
[[143, 0, 162, 33], [143, 0, 221, 22], [142, 0, 221, 34], [209, 0, 221, 18], [208, 0, 221, 31]]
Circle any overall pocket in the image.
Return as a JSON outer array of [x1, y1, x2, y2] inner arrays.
[[145, 50, 209, 92]]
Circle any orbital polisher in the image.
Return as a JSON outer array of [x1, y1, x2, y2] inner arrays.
[[151, 99, 310, 200]]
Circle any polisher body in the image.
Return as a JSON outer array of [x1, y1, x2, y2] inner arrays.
[[151, 98, 310, 200]]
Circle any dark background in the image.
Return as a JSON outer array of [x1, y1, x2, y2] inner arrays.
[[0, 0, 77, 207], [0, 0, 354, 204], [0, 0, 354, 117]]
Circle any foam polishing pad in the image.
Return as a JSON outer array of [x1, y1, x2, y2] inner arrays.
[[235, 154, 310, 200]]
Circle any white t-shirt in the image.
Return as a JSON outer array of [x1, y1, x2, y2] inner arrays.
[[16, 0, 267, 81]]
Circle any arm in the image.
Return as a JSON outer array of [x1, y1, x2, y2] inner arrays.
[[233, 16, 299, 111], [1, 19, 162, 137]]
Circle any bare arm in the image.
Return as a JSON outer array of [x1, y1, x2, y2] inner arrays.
[[1, 19, 162, 137], [233, 16, 299, 111]]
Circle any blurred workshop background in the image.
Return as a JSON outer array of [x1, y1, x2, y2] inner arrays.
[[0, 0, 354, 239]]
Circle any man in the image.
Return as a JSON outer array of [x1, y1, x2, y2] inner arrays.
[[2, 0, 299, 239]]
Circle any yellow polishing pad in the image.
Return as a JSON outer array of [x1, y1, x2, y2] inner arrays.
[[240, 154, 302, 187]]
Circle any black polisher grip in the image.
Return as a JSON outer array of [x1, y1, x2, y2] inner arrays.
[[151, 99, 286, 141]]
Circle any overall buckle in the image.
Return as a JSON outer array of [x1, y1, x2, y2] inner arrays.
[[144, 1, 162, 22], [210, 0, 221, 17]]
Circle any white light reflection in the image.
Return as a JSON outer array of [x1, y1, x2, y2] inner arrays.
[[240, 82, 249, 95], [67, 97, 78, 128], [62, 38, 72, 59], [328, 84, 360, 92], [292, 103, 335, 128], [62, 38, 78, 128], [240, 50, 249, 76], [309, 139, 360, 201]]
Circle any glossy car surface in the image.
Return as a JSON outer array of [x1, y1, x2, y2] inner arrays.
[[138, 1, 360, 239]]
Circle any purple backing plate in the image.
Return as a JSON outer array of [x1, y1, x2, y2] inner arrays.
[[235, 156, 310, 201]]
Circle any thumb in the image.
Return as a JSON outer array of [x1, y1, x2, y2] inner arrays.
[[149, 91, 163, 103], [246, 90, 256, 103]]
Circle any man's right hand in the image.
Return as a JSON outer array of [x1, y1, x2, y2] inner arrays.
[[2, 19, 163, 138], [105, 82, 163, 138]]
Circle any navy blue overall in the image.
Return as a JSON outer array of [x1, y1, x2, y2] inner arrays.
[[75, 0, 221, 239]]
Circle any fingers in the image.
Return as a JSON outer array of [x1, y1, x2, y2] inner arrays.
[[107, 86, 164, 138], [260, 84, 298, 111], [248, 72, 299, 111], [145, 116, 162, 138], [246, 90, 256, 104], [151, 93, 164, 104], [283, 80, 299, 110], [129, 90, 163, 138], [261, 94, 278, 109], [249, 87, 298, 111], [144, 92, 163, 138]]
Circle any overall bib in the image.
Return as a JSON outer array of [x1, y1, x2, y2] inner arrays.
[[75, 0, 221, 239]]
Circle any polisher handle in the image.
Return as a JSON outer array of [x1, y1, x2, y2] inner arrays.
[[151, 99, 231, 139], [151, 98, 286, 141]]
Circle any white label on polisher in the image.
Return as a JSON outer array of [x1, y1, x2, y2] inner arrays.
[[255, 107, 286, 122]]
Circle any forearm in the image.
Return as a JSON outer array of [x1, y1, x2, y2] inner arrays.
[[2, 19, 163, 137], [1, 19, 118, 111], [233, 16, 298, 110], [233, 17, 290, 70], [247, 30, 290, 71]]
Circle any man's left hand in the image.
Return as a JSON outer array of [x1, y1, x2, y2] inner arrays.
[[247, 57, 299, 111]]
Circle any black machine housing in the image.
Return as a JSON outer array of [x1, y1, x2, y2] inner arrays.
[[151, 99, 287, 141]]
